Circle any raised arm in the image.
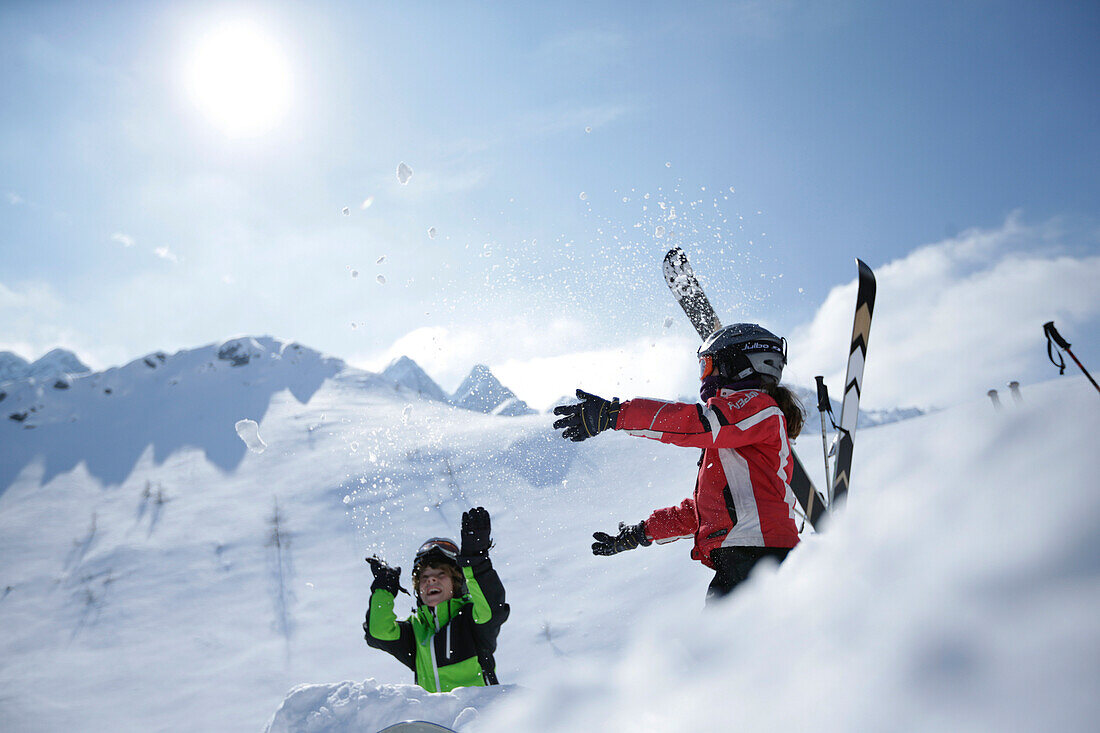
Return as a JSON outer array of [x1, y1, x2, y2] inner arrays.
[[362, 557, 416, 671]]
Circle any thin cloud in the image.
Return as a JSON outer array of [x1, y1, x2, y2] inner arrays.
[[112, 232, 135, 247], [154, 246, 180, 263]]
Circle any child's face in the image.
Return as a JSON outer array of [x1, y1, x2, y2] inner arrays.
[[418, 566, 455, 608]]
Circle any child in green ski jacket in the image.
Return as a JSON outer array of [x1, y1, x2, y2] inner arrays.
[[363, 507, 509, 692]]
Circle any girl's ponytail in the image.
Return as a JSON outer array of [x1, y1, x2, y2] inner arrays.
[[763, 383, 804, 440]]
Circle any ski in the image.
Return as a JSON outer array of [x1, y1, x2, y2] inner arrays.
[[376, 722, 457, 733], [830, 259, 876, 507], [663, 248, 722, 339], [662, 247, 827, 529]]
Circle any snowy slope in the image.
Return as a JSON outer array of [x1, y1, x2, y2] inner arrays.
[[0, 339, 1096, 732]]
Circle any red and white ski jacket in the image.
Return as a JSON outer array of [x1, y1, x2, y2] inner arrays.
[[614, 387, 800, 568]]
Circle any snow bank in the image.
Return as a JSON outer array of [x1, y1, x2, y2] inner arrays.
[[477, 375, 1100, 731], [265, 678, 518, 733]]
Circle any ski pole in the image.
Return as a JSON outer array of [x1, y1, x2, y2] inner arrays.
[[814, 376, 833, 507], [1044, 321, 1100, 395]]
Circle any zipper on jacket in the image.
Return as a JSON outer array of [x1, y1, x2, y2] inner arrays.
[[445, 620, 451, 659], [429, 608, 442, 692]]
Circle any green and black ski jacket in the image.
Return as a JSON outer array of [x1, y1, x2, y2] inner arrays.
[[363, 556, 509, 693]]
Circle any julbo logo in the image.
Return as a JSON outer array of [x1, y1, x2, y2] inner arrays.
[[742, 341, 781, 353]]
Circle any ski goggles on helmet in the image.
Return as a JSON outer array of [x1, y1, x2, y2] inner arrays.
[[415, 537, 458, 563], [699, 354, 717, 379]]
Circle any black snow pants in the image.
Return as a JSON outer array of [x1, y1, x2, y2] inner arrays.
[[706, 546, 792, 604]]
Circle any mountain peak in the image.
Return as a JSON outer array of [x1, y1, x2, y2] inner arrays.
[[381, 355, 448, 403], [452, 364, 534, 415], [3, 348, 91, 383], [0, 352, 30, 383]]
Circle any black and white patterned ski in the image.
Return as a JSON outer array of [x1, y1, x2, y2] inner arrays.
[[662, 248, 722, 339], [662, 247, 827, 529], [830, 259, 876, 506]]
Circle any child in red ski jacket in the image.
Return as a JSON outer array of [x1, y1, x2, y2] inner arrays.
[[553, 323, 804, 603]]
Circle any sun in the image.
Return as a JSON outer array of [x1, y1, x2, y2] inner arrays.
[[184, 20, 292, 137]]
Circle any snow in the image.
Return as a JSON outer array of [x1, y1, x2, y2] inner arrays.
[[397, 163, 413, 185], [0, 338, 1097, 732], [235, 419, 268, 453], [265, 679, 513, 732]]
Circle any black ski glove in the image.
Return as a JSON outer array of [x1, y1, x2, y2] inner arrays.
[[553, 389, 621, 442], [366, 555, 409, 595], [460, 506, 493, 562], [592, 521, 652, 556]]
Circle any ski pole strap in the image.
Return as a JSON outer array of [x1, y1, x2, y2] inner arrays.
[[1044, 321, 1067, 374]]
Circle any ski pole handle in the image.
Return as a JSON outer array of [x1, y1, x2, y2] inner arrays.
[[815, 376, 831, 413], [1044, 321, 1070, 350]]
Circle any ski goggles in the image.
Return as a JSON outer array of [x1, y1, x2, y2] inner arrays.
[[415, 537, 458, 562], [699, 354, 718, 379]]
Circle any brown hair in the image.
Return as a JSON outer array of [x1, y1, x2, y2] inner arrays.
[[411, 559, 466, 602], [763, 383, 804, 440]]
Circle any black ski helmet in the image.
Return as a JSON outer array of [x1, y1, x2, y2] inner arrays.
[[410, 537, 466, 600], [698, 323, 787, 385], [412, 537, 459, 573]]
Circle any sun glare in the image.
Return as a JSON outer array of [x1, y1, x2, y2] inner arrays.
[[184, 20, 292, 137]]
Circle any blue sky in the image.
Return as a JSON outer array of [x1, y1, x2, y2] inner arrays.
[[2, 1, 1098, 409]]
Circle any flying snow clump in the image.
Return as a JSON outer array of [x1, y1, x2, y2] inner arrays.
[[428, 227, 437, 239], [397, 162, 413, 185], [234, 419, 267, 454]]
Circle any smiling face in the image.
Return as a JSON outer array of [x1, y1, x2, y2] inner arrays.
[[417, 565, 456, 609]]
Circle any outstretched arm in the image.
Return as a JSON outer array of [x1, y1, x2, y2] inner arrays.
[[616, 392, 785, 451]]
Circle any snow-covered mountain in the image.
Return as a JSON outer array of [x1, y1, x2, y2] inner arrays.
[[381, 355, 449, 403], [451, 364, 535, 416], [0, 336, 350, 491], [0, 351, 31, 383], [0, 347, 90, 386]]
